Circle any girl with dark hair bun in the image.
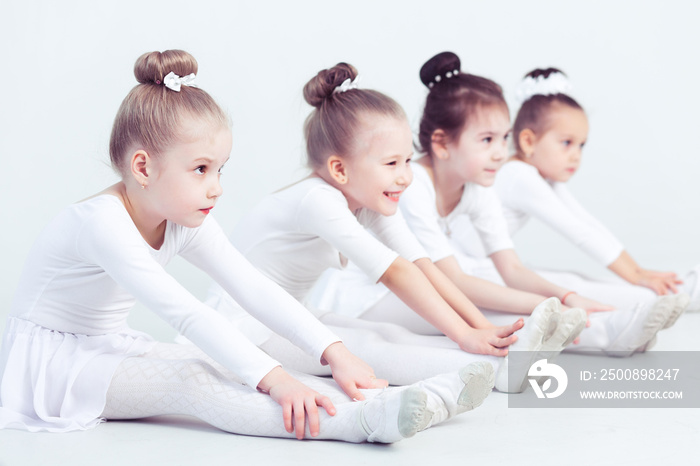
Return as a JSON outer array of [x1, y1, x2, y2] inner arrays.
[[489, 68, 699, 313]]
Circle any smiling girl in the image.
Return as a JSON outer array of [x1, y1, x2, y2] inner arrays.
[[0, 50, 475, 443]]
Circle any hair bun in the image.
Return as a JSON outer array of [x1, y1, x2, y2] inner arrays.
[[524, 67, 565, 80], [420, 51, 461, 89], [134, 50, 199, 85], [303, 63, 358, 108]]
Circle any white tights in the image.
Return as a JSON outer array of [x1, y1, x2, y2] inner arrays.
[[101, 343, 411, 442], [360, 266, 667, 354], [260, 315, 500, 386]]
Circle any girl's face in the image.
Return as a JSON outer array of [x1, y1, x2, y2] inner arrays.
[[146, 121, 232, 227], [527, 104, 588, 182], [339, 115, 413, 215], [444, 105, 510, 187]]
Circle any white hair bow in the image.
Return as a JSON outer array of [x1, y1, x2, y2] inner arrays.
[[163, 71, 198, 92], [514, 72, 572, 105], [333, 76, 361, 94]]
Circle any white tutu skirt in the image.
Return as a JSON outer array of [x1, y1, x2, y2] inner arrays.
[[0, 316, 156, 432]]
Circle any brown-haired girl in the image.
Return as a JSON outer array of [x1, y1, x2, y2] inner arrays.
[[0, 50, 473, 443], [490, 68, 696, 314]]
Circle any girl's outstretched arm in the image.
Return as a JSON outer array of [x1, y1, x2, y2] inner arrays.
[[257, 366, 336, 439], [380, 256, 520, 356], [434, 255, 551, 315], [490, 249, 614, 313], [608, 251, 681, 295]]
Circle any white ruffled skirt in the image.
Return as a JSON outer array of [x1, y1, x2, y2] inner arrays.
[[0, 316, 156, 432]]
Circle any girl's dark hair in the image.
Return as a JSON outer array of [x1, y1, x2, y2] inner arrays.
[[418, 51, 507, 156], [303, 62, 405, 169], [512, 68, 583, 156]]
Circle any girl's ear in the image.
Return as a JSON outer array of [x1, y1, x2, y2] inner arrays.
[[327, 155, 348, 184], [430, 129, 450, 160], [130, 150, 152, 188], [518, 128, 537, 157]]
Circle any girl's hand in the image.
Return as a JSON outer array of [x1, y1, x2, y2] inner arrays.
[[322, 342, 388, 401], [637, 269, 682, 295], [257, 366, 336, 439], [457, 320, 523, 356]]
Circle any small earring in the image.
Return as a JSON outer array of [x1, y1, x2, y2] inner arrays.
[[141, 183, 146, 190]]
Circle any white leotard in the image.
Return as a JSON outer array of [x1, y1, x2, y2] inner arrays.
[[1, 194, 340, 431], [230, 177, 427, 303], [494, 160, 624, 265]]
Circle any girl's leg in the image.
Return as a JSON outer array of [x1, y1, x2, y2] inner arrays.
[[535, 268, 656, 310], [324, 306, 572, 396], [101, 343, 429, 443], [260, 321, 498, 385]]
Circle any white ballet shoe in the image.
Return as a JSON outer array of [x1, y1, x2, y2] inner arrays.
[[681, 265, 700, 312], [494, 297, 560, 393], [361, 386, 430, 443], [537, 307, 587, 361], [604, 295, 675, 357], [417, 362, 494, 427], [634, 293, 689, 353], [662, 293, 689, 329]]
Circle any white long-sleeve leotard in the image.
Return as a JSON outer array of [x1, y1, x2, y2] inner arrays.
[[7, 195, 339, 389], [494, 160, 624, 265], [230, 177, 428, 302], [399, 163, 514, 261]]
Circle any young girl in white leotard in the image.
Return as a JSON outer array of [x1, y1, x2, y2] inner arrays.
[[492, 67, 698, 311], [209, 62, 575, 393], [0, 50, 481, 442]]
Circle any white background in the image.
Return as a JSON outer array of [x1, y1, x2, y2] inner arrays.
[[2, 0, 699, 341]]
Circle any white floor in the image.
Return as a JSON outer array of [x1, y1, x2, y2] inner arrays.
[[2, 314, 698, 466]]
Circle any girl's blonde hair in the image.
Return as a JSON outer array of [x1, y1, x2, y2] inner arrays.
[[109, 50, 229, 175], [302, 63, 405, 169]]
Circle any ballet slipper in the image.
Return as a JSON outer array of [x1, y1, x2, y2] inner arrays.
[[417, 362, 494, 427], [536, 307, 587, 361], [662, 293, 689, 329], [361, 386, 430, 443], [635, 293, 689, 353], [494, 297, 560, 393], [604, 295, 675, 357], [679, 264, 700, 312], [681, 265, 700, 312]]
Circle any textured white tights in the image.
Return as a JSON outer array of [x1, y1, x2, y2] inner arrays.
[[101, 343, 424, 443]]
